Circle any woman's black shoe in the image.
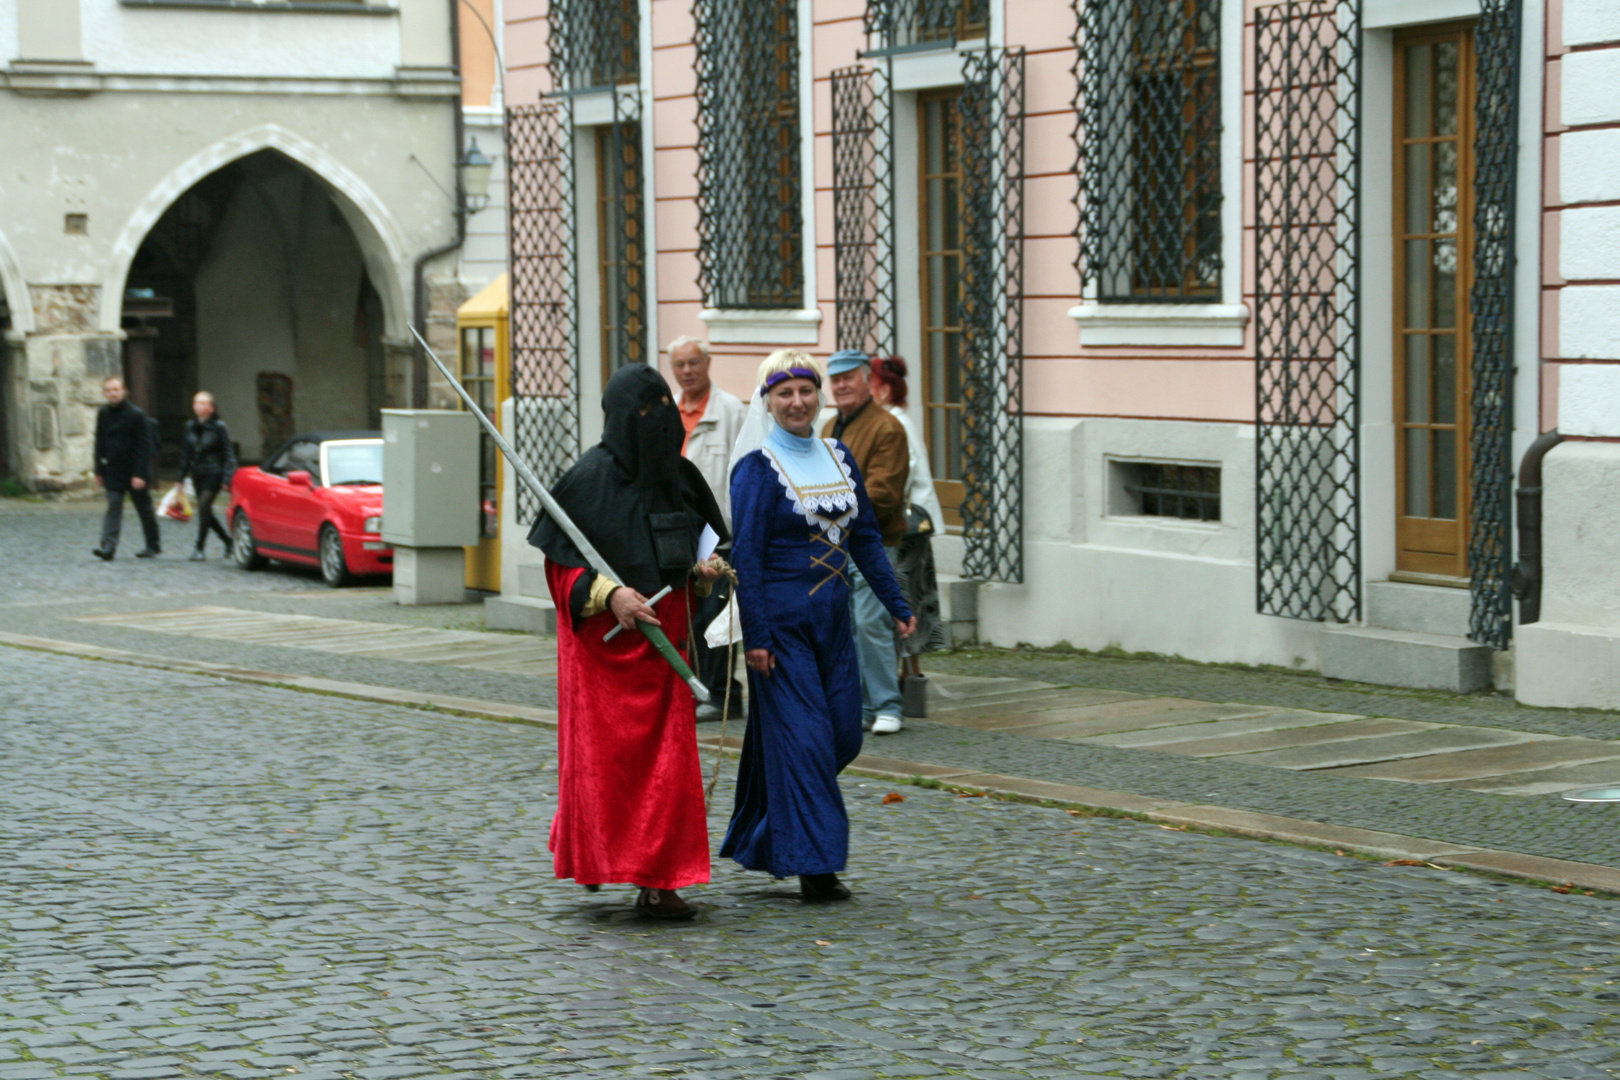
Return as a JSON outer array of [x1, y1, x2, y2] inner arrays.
[[799, 874, 851, 902]]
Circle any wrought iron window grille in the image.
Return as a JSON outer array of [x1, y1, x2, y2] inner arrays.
[[1074, 0, 1222, 304], [830, 45, 1024, 583], [958, 47, 1025, 585], [1466, 0, 1521, 650], [693, 0, 804, 311], [602, 85, 648, 372], [865, 0, 989, 54], [832, 63, 898, 358], [506, 99, 581, 524], [1253, 0, 1362, 624], [548, 0, 639, 93], [1120, 463, 1222, 522]]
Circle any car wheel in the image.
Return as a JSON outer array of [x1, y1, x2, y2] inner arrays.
[[319, 525, 354, 588], [232, 512, 267, 570]]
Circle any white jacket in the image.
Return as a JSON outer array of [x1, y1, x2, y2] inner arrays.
[[888, 405, 945, 532], [683, 386, 747, 526]]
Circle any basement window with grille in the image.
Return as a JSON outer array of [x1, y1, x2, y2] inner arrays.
[[694, 0, 805, 316], [1110, 460, 1221, 523], [1077, 0, 1221, 303]]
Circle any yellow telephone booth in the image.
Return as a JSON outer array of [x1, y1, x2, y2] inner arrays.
[[455, 274, 509, 593]]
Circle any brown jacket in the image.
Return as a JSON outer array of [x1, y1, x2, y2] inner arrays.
[[824, 399, 909, 545]]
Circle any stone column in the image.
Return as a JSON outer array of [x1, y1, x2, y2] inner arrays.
[[383, 337, 417, 411], [17, 286, 125, 491]]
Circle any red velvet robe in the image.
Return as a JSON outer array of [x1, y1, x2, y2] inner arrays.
[[545, 561, 711, 890]]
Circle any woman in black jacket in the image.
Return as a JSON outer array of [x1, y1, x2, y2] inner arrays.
[[179, 391, 238, 561]]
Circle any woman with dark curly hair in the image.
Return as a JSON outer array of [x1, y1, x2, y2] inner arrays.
[[868, 357, 943, 658]]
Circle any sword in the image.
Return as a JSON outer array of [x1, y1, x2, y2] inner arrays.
[[408, 326, 711, 703]]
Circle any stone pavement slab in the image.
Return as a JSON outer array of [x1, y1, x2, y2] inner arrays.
[[1231, 725, 1537, 770], [1332, 737, 1620, 782], [1443, 758, 1620, 796], [1149, 716, 1437, 757], [976, 698, 1275, 739], [1071, 708, 1365, 747]]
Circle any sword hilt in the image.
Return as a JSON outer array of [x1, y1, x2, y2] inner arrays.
[[603, 585, 673, 642]]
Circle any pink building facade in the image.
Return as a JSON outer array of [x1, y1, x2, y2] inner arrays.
[[497, 0, 1620, 707]]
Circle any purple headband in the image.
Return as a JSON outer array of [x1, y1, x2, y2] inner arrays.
[[760, 366, 822, 396]]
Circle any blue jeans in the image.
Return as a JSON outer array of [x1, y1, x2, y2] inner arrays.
[[848, 545, 902, 720]]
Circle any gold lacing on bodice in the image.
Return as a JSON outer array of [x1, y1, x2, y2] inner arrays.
[[760, 441, 860, 596], [807, 530, 850, 596]]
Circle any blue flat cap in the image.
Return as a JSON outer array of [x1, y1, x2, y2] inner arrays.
[[827, 349, 870, 376]]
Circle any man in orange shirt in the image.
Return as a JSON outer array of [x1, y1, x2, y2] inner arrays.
[[668, 336, 746, 718]]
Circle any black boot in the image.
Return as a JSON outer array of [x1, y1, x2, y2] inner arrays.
[[799, 874, 851, 902]]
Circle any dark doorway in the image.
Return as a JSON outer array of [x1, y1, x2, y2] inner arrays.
[[122, 150, 388, 467]]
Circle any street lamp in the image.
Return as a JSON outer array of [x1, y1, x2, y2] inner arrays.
[[457, 139, 494, 216]]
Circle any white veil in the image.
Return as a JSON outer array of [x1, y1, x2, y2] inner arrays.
[[708, 391, 770, 650], [726, 388, 773, 480]]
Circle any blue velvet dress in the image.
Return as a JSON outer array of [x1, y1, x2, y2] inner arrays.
[[720, 437, 912, 878]]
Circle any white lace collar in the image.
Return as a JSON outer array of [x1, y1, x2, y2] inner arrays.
[[759, 439, 858, 544]]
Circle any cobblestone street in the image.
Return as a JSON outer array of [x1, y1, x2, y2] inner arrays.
[[7, 499, 1620, 1079]]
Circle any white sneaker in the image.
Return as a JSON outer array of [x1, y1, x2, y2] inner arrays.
[[872, 714, 903, 735]]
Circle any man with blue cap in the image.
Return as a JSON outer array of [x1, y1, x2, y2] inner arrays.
[[821, 348, 910, 734]]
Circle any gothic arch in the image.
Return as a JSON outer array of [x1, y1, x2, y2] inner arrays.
[[100, 124, 410, 339], [0, 225, 33, 334]]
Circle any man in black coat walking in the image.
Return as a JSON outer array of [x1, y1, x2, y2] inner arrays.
[[93, 376, 162, 559]]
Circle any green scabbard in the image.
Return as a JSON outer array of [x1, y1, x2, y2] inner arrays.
[[638, 621, 710, 703]]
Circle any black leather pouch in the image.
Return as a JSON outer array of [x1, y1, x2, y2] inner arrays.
[[650, 512, 695, 571]]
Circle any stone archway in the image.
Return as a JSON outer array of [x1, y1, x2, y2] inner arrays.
[[116, 149, 398, 464]]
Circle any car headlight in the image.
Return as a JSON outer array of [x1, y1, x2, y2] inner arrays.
[[364, 516, 382, 533]]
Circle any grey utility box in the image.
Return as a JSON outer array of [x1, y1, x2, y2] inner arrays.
[[380, 409, 480, 549]]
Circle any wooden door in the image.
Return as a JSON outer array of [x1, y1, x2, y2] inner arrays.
[[1394, 24, 1476, 579]]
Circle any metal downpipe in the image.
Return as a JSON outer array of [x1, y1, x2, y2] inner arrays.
[[1512, 430, 1564, 625]]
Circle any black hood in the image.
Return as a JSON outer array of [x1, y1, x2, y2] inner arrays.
[[600, 364, 686, 516], [527, 364, 728, 597]]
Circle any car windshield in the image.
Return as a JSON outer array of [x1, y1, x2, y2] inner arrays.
[[323, 441, 383, 486]]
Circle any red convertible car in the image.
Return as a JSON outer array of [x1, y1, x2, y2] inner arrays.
[[228, 431, 390, 587]]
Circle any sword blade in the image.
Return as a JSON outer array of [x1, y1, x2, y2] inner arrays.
[[409, 325, 619, 584], [408, 326, 711, 703]]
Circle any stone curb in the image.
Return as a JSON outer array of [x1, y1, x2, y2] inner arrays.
[[5, 631, 1616, 898]]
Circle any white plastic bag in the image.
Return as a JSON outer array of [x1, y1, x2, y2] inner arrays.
[[704, 591, 741, 649]]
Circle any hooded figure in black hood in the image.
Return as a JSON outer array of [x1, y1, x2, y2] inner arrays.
[[527, 363, 732, 922], [529, 363, 729, 619]]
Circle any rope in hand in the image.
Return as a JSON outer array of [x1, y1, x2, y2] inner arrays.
[[687, 558, 739, 813]]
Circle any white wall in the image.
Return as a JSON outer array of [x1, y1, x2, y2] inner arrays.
[[0, 0, 19, 64], [970, 417, 1321, 668], [78, 0, 404, 78]]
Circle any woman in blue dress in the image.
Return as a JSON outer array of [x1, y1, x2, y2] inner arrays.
[[720, 351, 916, 902]]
